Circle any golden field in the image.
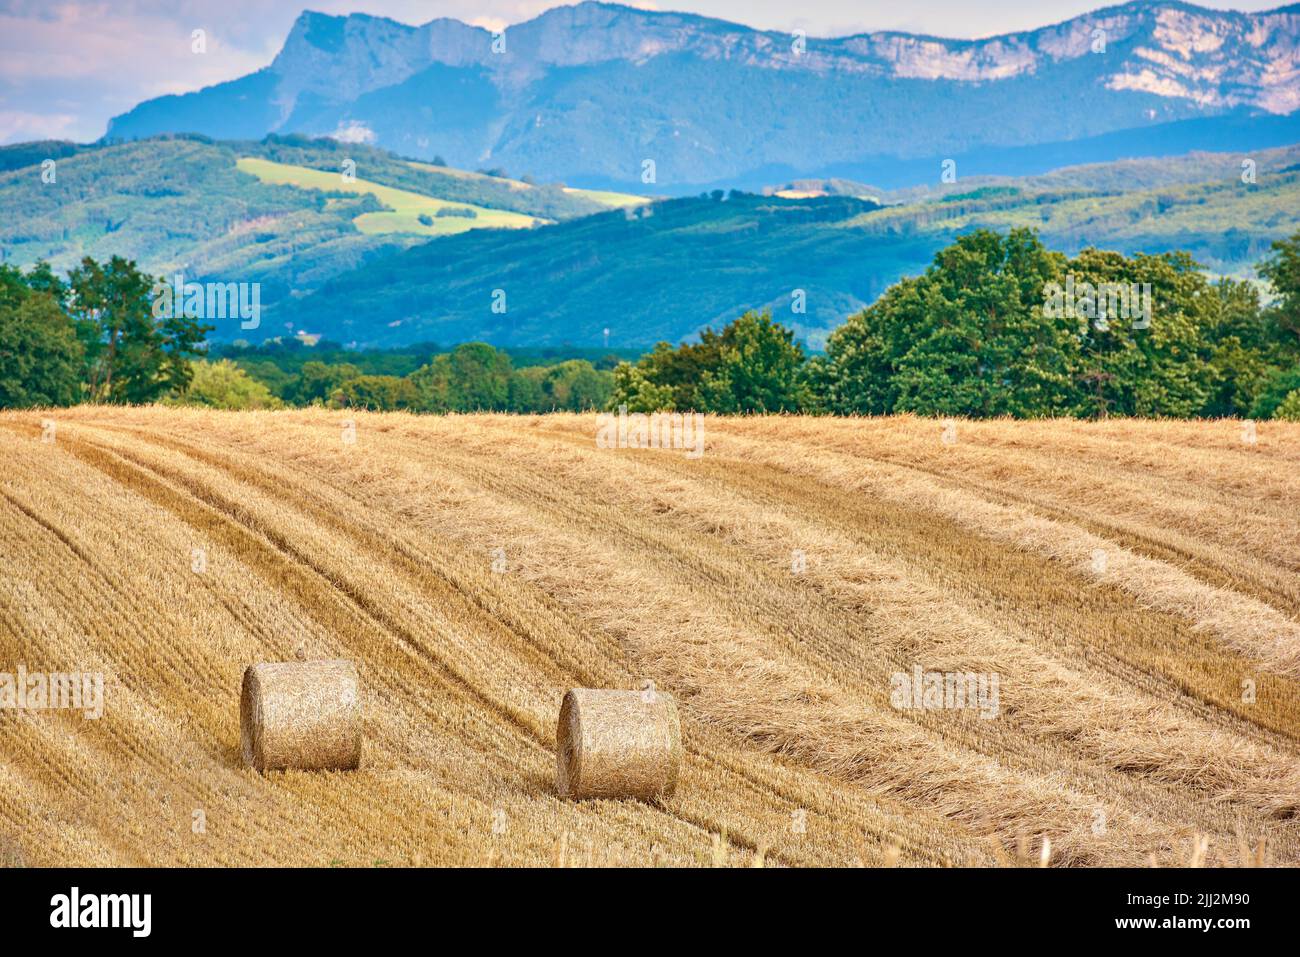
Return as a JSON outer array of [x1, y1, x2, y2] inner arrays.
[[0, 407, 1297, 867]]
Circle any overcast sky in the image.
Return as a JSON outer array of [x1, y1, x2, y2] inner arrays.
[[0, 0, 1285, 144]]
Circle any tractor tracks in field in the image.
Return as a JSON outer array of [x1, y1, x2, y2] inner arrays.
[[10, 411, 1295, 865], [248, 419, 1275, 863], [58, 420, 837, 865]]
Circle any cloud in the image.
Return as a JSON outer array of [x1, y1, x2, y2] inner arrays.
[[469, 16, 509, 34], [0, 0, 565, 143], [0, 6, 271, 83], [0, 1, 277, 142], [0, 109, 78, 141], [330, 120, 376, 144]]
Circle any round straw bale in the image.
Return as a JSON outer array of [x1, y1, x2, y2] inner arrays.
[[240, 660, 361, 772], [556, 687, 682, 800]]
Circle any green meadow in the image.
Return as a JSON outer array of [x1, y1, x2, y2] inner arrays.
[[236, 157, 542, 236]]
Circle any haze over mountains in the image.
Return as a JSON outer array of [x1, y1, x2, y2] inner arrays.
[[105, 1, 1300, 191]]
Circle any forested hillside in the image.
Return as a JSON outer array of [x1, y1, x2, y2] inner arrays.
[[0, 135, 626, 317], [5, 134, 1300, 349], [281, 166, 1300, 349]]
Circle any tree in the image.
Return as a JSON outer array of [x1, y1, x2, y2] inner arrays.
[[158, 307, 211, 397], [608, 361, 676, 412], [817, 283, 905, 415], [1258, 230, 1300, 354], [607, 311, 808, 414], [409, 342, 511, 412], [822, 230, 1077, 417], [1249, 366, 1300, 419], [15, 261, 68, 306], [0, 282, 84, 408], [1069, 248, 1216, 418], [1275, 389, 1300, 421], [696, 310, 810, 413], [819, 230, 1267, 419], [289, 360, 362, 404], [543, 359, 612, 411], [409, 354, 455, 412], [447, 342, 511, 410], [508, 366, 548, 412], [173, 359, 281, 410], [1199, 277, 1274, 417], [68, 256, 210, 403], [647, 336, 723, 411], [331, 374, 420, 411]]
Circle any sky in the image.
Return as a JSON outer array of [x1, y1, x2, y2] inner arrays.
[[0, 0, 1286, 144]]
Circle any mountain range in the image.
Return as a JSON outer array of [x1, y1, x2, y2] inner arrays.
[[104, 1, 1300, 191]]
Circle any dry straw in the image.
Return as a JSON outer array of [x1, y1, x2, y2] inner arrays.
[[0, 833, 24, 868], [556, 688, 682, 800], [240, 660, 361, 772]]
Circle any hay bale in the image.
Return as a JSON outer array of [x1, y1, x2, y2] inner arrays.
[[240, 660, 361, 772], [556, 688, 682, 800]]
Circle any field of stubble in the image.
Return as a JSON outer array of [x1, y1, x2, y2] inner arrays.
[[1, 408, 1298, 867]]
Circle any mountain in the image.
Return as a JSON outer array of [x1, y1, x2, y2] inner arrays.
[[788, 139, 1300, 202], [275, 143, 1300, 350], [104, 2, 1300, 191]]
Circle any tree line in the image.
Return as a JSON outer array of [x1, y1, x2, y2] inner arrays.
[[172, 344, 617, 413], [0, 254, 617, 413], [3, 228, 1300, 419], [613, 228, 1300, 420]]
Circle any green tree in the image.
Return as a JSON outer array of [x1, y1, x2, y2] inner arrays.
[[543, 359, 612, 411], [409, 354, 454, 412], [1199, 277, 1274, 417], [0, 276, 84, 408], [607, 312, 807, 413], [634, 336, 723, 411], [1249, 366, 1300, 419], [1069, 249, 1217, 418], [447, 342, 511, 410], [15, 261, 69, 306], [331, 374, 420, 411], [1275, 389, 1300, 421], [508, 366, 548, 412], [158, 306, 211, 397], [608, 361, 676, 412], [817, 284, 903, 415], [820, 230, 1265, 419], [410, 343, 512, 412], [1258, 230, 1300, 355], [289, 360, 362, 404], [68, 256, 210, 403], [823, 230, 1076, 417], [696, 310, 810, 413], [172, 359, 282, 410]]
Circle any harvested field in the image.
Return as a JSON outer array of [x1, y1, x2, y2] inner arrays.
[[0, 407, 1298, 867]]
